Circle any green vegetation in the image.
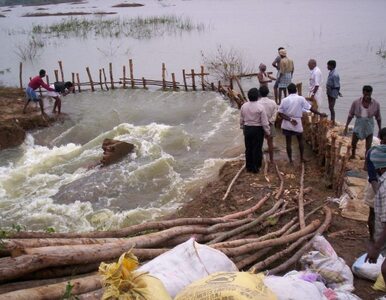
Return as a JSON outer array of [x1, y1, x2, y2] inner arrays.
[[32, 15, 206, 39]]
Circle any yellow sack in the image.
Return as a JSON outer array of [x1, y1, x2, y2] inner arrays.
[[99, 251, 172, 300], [373, 273, 386, 292], [174, 271, 277, 300]]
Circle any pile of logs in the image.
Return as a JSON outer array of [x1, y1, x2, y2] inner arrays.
[[0, 163, 332, 300]]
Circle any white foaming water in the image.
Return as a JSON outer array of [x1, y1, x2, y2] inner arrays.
[[0, 90, 243, 232]]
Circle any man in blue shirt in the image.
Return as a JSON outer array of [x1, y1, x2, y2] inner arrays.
[[326, 60, 342, 125]]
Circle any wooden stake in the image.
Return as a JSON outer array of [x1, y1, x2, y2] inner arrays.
[[191, 69, 196, 91], [182, 69, 188, 91], [58, 61, 64, 81], [54, 70, 59, 82], [46, 75, 49, 86], [230, 77, 233, 90], [122, 65, 126, 89], [142, 77, 147, 89], [76, 73, 81, 92], [102, 68, 109, 91], [99, 69, 104, 90], [86, 67, 94, 92], [296, 82, 302, 96], [71, 73, 75, 93], [201, 65, 205, 90], [19, 62, 23, 89], [234, 76, 246, 100], [172, 73, 177, 91], [162, 63, 166, 90], [109, 63, 114, 89], [129, 59, 134, 89], [211, 82, 215, 91], [298, 163, 306, 229]]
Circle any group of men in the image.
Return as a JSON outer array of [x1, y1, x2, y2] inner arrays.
[[23, 69, 75, 116], [243, 47, 385, 284]]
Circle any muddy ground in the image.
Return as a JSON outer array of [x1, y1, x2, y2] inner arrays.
[[171, 153, 383, 299], [1, 87, 383, 298]]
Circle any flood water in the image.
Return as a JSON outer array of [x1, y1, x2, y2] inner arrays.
[[0, 0, 386, 232]]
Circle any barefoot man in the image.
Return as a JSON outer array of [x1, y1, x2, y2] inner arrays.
[[278, 83, 327, 163], [23, 69, 55, 117]]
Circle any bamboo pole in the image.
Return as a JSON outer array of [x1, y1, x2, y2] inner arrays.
[[99, 69, 104, 90], [122, 65, 126, 88], [86, 67, 94, 92], [222, 164, 246, 201], [109, 62, 114, 89], [142, 77, 147, 89], [191, 69, 196, 91], [172, 73, 177, 91], [76, 73, 81, 92], [129, 59, 134, 89], [58, 61, 64, 82], [54, 70, 59, 82], [162, 63, 166, 90], [182, 69, 188, 91], [102, 68, 109, 90], [201, 65, 205, 90], [19, 62, 23, 89]]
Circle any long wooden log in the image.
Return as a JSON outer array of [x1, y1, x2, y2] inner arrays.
[[268, 206, 332, 275], [209, 198, 284, 244], [298, 163, 306, 229], [77, 289, 104, 300], [250, 232, 314, 273], [220, 193, 271, 220], [215, 220, 320, 257], [0, 246, 167, 282], [3, 237, 129, 251], [0, 272, 97, 294], [222, 164, 245, 201], [10, 218, 227, 239], [0, 274, 101, 300]]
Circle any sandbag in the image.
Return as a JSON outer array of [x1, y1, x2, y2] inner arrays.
[[373, 273, 386, 292], [263, 274, 324, 300], [352, 253, 384, 281], [174, 272, 277, 300], [99, 251, 171, 300], [300, 251, 354, 291], [138, 238, 238, 298]]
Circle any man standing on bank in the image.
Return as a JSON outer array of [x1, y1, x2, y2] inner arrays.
[[240, 88, 270, 173], [278, 83, 327, 163], [326, 60, 341, 125], [23, 69, 55, 116], [307, 59, 323, 109], [258, 85, 278, 163], [344, 85, 382, 160]]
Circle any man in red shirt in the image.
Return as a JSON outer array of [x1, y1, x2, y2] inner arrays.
[[23, 69, 55, 116]]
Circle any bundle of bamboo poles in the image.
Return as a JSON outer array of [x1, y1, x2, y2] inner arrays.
[[0, 163, 332, 300]]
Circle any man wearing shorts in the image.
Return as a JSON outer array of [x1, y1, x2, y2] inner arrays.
[[47, 81, 75, 114], [278, 83, 326, 163], [258, 85, 277, 162], [23, 69, 55, 116], [272, 47, 284, 104]]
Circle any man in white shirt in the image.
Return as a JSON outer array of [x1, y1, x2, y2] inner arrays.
[[307, 59, 323, 109], [278, 83, 327, 163], [240, 88, 271, 173], [258, 85, 278, 162]]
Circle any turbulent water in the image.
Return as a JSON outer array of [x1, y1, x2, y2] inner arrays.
[[0, 90, 243, 231], [1, 0, 386, 231]]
